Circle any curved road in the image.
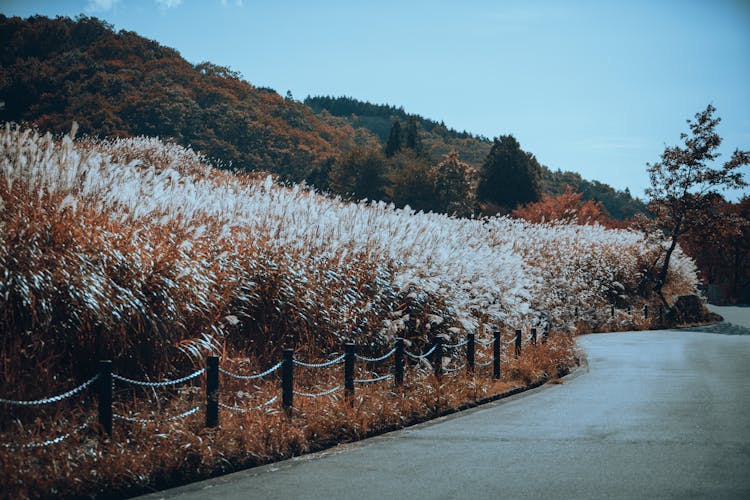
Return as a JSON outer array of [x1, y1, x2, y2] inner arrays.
[[145, 329, 750, 499]]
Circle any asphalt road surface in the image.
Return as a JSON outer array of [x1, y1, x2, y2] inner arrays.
[[144, 328, 750, 500]]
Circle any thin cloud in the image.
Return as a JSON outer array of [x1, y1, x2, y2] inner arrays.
[[85, 0, 120, 12], [220, 0, 244, 6], [155, 0, 183, 9]]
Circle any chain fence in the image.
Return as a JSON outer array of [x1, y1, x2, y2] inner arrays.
[[0, 375, 99, 406], [293, 354, 345, 368], [113, 406, 202, 424], [354, 374, 393, 384], [1, 417, 94, 450], [293, 386, 343, 398], [113, 369, 205, 387], [3, 303, 660, 448], [355, 348, 397, 363], [443, 339, 469, 349], [219, 395, 279, 413], [404, 344, 438, 360], [220, 361, 282, 380], [444, 363, 467, 374]]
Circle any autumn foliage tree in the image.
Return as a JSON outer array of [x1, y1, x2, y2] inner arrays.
[[679, 196, 750, 303], [646, 104, 748, 306], [512, 186, 607, 225]]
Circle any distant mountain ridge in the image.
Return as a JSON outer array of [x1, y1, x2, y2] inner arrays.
[[305, 95, 646, 219], [0, 14, 645, 219]]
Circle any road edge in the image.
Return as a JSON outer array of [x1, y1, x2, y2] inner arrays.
[[138, 355, 589, 499]]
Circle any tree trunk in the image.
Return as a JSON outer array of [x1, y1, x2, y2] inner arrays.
[[655, 233, 680, 308]]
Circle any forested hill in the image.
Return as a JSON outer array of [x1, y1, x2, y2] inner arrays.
[[305, 95, 646, 219], [305, 95, 493, 167], [0, 15, 377, 183], [541, 168, 646, 220], [0, 14, 644, 219]]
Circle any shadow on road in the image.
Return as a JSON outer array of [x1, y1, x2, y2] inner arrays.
[[679, 322, 750, 335], [690, 305, 750, 335]]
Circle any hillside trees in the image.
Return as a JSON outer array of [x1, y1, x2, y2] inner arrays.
[[431, 152, 476, 217], [328, 146, 390, 201], [540, 167, 646, 219], [677, 196, 750, 304], [0, 14, 364, 183], [307, 96, 646, 220], [2, 15, 648, 221], [405, 116, 422, 153], [385, 120, 402, 157], [387, 151, 436, 212], [328, 143, 477, 216], [512, 186, 607, 225], [477, 135, 542, 212], [646, 104, 748, 306]]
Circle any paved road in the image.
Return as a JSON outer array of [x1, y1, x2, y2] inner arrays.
[[707, 304, 750, 330], [144, 329, 750, 500]]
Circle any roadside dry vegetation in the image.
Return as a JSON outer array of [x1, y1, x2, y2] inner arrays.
[[0, 125, 698, 497], [2, 334, 576, 499]]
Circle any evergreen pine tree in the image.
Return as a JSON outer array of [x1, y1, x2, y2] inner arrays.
[[405, 116, 421, 153], [477, 135, 542, 211], [385, 120, 402, 157]]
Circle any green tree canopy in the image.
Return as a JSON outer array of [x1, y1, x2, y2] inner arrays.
[[388, 149, 438, 212], [477, 135, 542, 210], [386, 151, 437, 212], [329, 146, 389, 202], [385, 119, 402, 157], [405, 116, 422, 154], [431, 152, 476, 217]]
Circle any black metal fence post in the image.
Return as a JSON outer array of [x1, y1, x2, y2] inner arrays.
[[433, 337, 443, 380], [531, 328, 537, 346], [394, 338, 404, 387], [574, 306, 579, 319], [515, 329, 522, 358], [281, 349, 294, 413], [493, 331, 501, 379], [467, 333, 475, 374], [344, 343, 355, 399], [98, 360, 112, 436], [206, 356, 219, 428], [659, 305, 664, 324], [644, 304, 649, 319], [611, 305, 615, 318], [542, 324, 549, 343], [627, 304, 632, 315]]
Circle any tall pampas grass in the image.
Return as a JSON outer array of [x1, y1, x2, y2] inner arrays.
[[0, 124, 698, 397], [0, 124, 700, 498]]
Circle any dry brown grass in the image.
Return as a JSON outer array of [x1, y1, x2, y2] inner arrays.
[[0, 334, 578, 499]]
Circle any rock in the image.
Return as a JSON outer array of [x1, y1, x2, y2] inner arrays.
[[667, 295, 723, 325]]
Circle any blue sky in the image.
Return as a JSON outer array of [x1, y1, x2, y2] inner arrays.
[[2, 0, 749, 200]]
